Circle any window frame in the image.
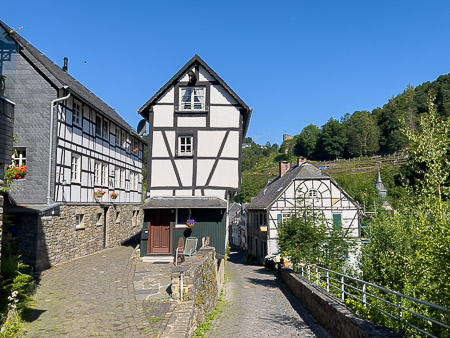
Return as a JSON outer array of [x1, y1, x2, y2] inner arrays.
[[179, 86, 206, 111], [12, 148, 26, 166], [71, 154, 81, 183], [72, 100, 82, 127], [94, 160, 101, 185], [75, 214, 85, 230], [101, 163, 109, 186], [177, 135, 194, 157]]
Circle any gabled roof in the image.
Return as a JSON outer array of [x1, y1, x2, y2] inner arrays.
[[138, 54, 253, 136], [0, 21, 141, 138], [248, 163, 360, 210]]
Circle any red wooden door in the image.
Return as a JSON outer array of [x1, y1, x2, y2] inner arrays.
[[149, 210, 171, 254]]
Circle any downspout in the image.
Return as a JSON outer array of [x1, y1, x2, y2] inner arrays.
[[47, 86, 70, 205]]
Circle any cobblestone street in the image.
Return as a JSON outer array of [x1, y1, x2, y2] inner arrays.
[[206, 249, 331, 338], [23, 246, 174, 337]]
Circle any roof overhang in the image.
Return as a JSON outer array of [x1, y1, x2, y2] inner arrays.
[[141, 197, 227, 209]]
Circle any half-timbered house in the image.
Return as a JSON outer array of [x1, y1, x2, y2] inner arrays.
[[138, 55, 252, 258], [247, 159, 361, 264], [0, 21, 144, 271]]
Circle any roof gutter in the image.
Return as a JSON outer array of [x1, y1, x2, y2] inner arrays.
[[47, 86, 70, 205]]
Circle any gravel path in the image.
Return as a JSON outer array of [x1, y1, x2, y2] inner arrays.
[[206, 249, 331, 338]]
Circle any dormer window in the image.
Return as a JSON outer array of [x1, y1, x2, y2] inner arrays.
[[180, 87, 205, 111]]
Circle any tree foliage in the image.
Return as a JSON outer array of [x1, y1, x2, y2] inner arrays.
[[278, 200, 356, 272], [361, 93, 450, 335]]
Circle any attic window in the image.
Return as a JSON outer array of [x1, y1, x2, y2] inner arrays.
[[308, 189, 318, 199], [180, 87, 205, 111]]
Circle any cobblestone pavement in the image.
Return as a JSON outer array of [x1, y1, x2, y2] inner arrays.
[[206, 249, 331, 338], [23, 246, 176, 337]]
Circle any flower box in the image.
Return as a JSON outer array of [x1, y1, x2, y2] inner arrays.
[[94, 190, 106, 198], [110, 192, 119, 199], [5, 164, 27, 180]]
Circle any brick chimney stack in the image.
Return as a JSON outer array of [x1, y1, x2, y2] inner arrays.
[[297, 157, 307, 166], [279, 161, 291, 177]]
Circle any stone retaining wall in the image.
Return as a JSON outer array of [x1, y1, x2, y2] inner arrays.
[[10, 204, 143, 272], [280, 267, 398, 338], [169, 247, 224, 337], [0, 189, 3, 270]]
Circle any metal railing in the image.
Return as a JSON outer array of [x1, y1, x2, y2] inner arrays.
[[294, 264, 449, 337]]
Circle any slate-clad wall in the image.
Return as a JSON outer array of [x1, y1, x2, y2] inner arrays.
[[8, 53, 57, 204], [10, 204, 143, 272], [0, 97, 15, 168]]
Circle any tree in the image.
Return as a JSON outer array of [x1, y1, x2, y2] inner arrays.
[[344, 111, 379, 157], [317, 118, 347, 160], [294, 124, 320, 159], [278, 199, 356, 272], [361, 92, 450, 335]]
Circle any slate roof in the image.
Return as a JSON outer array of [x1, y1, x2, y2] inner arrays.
[[141, 197, 227, 209], [247, 163, 332, 210], [0, 21, 142, 138], [138, 54, 253, 137]]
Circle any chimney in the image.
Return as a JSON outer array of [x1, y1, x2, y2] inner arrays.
[[279, 161, 291, 177], [297, 157, 307, 166], [62, 57, 68, 72]]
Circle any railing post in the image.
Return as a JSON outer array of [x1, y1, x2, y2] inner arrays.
[[315, 266, 319, 285], [326, 271, 329, 292], [308, 265, 311, 280], [301, 265, 304, 277], [341, 276, 345, 301], [363, 283, 366, 307], [397, 295, 403, 335]]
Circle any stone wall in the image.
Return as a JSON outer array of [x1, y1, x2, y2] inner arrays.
[[169, 248, 223, 337], [10, 204, 143, 272], [280, 267, 399, 338]]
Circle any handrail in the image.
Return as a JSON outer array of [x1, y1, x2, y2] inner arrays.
[[296, 263, 449, 337]]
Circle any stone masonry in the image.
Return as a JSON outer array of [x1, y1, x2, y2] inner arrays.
[[11, 204, 143, 272]]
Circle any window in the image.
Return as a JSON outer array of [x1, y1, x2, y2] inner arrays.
[[180, 87, 205, 111], [95, 114, 102, 136], [115, 128, 121, 147], [12, 148, 26, 166], [102, 119, 109, 139], [101, 163, 109, 186], [130, 172, 138, 191], [277, 214, 283, 225], [115, 168, 125, 189], [96, 213, 102, 226], [308, 189, 319, 199], [178, 136, 193, 156], [94, 161, 101, 185], [121, 169, 126, 189], [175, 209, 190, 226], [333, 214, 342, 230], [71, 154, 81, 182], [75, 214, 84, 230], [73, 100, 82, 126]]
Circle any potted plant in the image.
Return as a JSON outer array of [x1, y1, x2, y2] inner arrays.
[[186, 219, 196, 228], [110, 192, 119, 199], [94, 189, 106, 198]]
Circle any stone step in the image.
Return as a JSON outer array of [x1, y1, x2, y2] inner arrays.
[[141, 255, 173, 263]]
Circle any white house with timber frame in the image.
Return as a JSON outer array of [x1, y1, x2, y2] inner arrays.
[[247, 159, 361, 264], [139, 55, 252, 258]]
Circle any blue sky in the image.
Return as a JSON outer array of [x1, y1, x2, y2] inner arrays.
[[3, 1, 450, 145]]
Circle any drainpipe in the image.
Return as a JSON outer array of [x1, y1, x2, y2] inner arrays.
[[47, 86, 70, 205]]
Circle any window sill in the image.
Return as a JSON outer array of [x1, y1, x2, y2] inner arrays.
[[75, 226, 85, 230], [175, 109, 208, 114]]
